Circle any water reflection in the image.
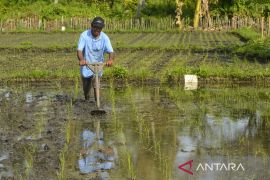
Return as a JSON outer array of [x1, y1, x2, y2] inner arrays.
[[0, 84, 269, 179], [78, 121, 116, 175]]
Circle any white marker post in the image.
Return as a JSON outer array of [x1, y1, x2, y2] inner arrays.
[[184, 75, 198, 90], [61, 26, 66, 31]]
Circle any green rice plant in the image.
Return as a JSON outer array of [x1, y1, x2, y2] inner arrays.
[[250, 175, 256, 180], [203, 32, 211, 48], [180, 32, 187, 47], [36, 114, 45, 137], [65, 120, 71, 145], [20, 41, 33, 47], [233, 27, 261, 42], [57, 145, 68, 180], [166, 66, 197, 82], [150, 139, 172, 180], [104, 65, 128, 79], [187, 31, 192, 47], [235, 37, 270, 60], [11, 70, 51, 79], [109, 79, 123, 133], [65, 101, 73, 145], [209, 31, 217, 47], [137, 116, 150, 144], [153, 140, 161, 157], [126, 151, 137, 180], [162, 157, 172, 180], [218, 32, 229, 46], [124, 83, 152, 147], [255, 147, 268, 157], [73, 77, 79, 100], [136, 69, 152, 83], [23, 143, 36, 179]]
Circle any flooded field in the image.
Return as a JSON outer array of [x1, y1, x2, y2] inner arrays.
[[0, 82, 270, 179]]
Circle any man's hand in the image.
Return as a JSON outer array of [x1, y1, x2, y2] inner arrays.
[[106, 59, 113, 67], [79, 60, 87, 66]]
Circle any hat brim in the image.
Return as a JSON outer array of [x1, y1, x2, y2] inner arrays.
[[92, 22, 104, 28]]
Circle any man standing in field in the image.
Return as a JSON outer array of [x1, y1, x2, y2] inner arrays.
[[77, 17, 114, 101]]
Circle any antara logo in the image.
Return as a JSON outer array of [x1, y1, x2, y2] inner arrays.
[[179, 160, 245, 175], [178, 160, 193, 175]]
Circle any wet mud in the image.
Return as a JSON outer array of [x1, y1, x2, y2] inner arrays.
[[1, 83, 270, 179]]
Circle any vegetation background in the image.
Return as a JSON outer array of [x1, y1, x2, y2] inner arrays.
[[1, 0, 270, 20], [1, 0, 270, 81]]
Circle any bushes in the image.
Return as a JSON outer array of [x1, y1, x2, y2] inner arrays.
[[0, 1, 138, 20], [41, 4, 67, 20]]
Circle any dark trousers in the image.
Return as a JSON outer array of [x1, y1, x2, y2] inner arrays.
[[81, 76, 99, 101]]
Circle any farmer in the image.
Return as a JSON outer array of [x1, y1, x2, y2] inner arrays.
[[77, 17, 114, 101]]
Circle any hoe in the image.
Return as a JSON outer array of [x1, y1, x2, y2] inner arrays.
[[87, 63, 106, 115]]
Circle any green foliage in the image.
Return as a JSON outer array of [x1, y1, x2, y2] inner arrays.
[[235, 37, 270, 59], [210, 0, 270, 17], [41, 4, 66, 20], [232, 27, 270, 60], [104, 65, 128, 79], [233, 27, 261, 41], [20, 41, 33, 47], [142, 0, 175, 17], [1, 0, 270, 20]]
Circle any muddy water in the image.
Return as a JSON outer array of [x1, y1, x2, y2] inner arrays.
[[0, 83, 269, 180]]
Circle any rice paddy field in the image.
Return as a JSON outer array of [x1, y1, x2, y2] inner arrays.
[[0, 31, 270, 179], [0, 32, 243, 49], [0, 32, 270, 83]]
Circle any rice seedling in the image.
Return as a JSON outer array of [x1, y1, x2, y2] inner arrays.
[[72, 77, 79, 100], [0, 32, 269, 84], [57, 145, 68, 180], [210, 31, 218, 47], [109, 78, 123, 133], [65, 101, 74, 145], [20, 143, 37, 179], [203, 32, 211, 48], [104, 65, 128, 80], [36, 114, 45, 137], [180, 32, 187, 47], [55, 101, 74, 179], [187, 31, 192, 47]]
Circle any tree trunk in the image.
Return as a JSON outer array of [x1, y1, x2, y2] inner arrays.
[[109, 0, 115, 8], [194, 0, 201, 28], [201, 0, 212, 29], [136, 0, 146, 18], [175, 0, 184, 29]]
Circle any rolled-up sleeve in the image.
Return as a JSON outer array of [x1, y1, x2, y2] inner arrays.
[[104, 37, 113, 53], [77, 34, 86, 51]]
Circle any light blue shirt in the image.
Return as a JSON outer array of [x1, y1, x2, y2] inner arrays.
[[77, 30, 113, 77]]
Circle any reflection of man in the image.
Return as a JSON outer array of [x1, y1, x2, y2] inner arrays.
[[78, 129, 115, 174], [77, 17, 114, 101]]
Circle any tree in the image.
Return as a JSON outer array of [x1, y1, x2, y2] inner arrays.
[[201, 0, 211, 29], [136, 0, 146, 18], [193, 0, 212, 29], [193, 0, 201, 28], [175, 0, 184, 29]]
